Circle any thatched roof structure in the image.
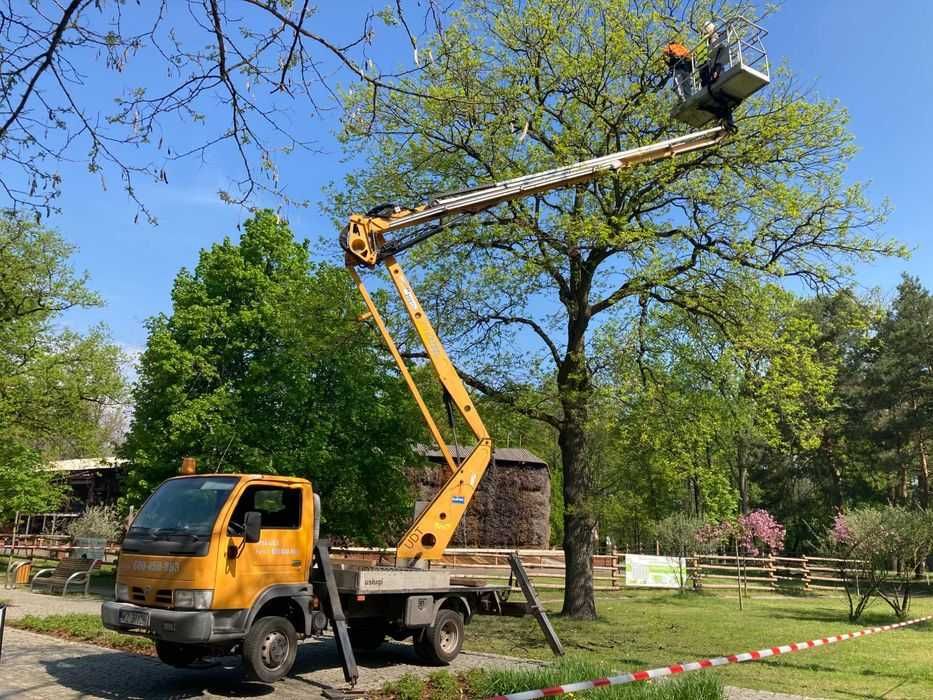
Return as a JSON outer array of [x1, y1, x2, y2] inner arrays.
[[411, 444, 551, 548]]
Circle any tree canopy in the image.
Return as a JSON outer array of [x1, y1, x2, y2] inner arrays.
[[332, 0, 901, 617], [0, 213, 126, 521], [121, 211, 423, 544]]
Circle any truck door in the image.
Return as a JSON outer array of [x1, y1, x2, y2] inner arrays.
[[218, 483, 310, 610]]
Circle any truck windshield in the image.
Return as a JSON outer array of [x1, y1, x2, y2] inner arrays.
[[130, 476, 238, 538]]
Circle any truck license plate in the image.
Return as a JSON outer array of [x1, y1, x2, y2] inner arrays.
[[118, 609, 150, 629]]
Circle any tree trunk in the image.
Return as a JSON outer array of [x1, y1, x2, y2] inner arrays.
[[736, 439, 750, 514], [918, 435, 930, 508], [896, 457, 909, 505], [559, 389, 597, 619]]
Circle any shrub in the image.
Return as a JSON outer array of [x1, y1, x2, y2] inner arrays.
[[827, 506, 933, 620], [65, 505, 122, 541]]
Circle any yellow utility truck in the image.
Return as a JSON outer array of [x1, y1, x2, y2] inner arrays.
[[103, 470, 515, 682], [102, 21, 770, 680]]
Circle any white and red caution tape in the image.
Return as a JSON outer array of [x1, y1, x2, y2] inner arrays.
[[489, 614, 933, 700]]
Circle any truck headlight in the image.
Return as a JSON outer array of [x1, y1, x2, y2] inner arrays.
[[173, 589, 213, 610], [116, 583, 130, 602]]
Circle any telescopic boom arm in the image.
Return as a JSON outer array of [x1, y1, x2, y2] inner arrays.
[[341, 125, 729, 564]]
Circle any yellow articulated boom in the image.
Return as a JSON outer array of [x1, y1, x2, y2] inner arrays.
[[341, 125, 730, 564]]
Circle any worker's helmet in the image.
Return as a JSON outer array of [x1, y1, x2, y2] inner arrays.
[[704, 21, 716, 35]]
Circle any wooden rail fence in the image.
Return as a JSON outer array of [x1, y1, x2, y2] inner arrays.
[[0, 535, 870, 595]]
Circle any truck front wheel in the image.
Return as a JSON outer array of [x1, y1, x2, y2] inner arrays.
[[414, 609, 463, 665], [242, 615, 298, 683]]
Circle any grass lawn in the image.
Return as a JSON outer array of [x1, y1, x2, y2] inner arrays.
[[380, 666, 723, 700], [465, 590, 933, 699], [9, 614, 154, 655]]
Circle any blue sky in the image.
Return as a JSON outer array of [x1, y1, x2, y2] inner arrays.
[[17, 1, 933, 352]]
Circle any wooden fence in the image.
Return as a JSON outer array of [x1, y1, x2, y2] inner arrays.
[[691, 553, 858, 593], [0, 535, 865, 594], [330, 547, 863, 593]]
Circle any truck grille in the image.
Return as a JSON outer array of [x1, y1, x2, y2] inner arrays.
[[129, 586, 173, 607]]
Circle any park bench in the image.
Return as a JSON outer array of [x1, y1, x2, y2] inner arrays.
[[30, 556, 99, 596]]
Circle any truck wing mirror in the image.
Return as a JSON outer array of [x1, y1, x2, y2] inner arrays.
[[244, 511, 262, 543]]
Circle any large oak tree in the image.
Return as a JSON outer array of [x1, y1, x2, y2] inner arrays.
[[332, 0, 900, 617]]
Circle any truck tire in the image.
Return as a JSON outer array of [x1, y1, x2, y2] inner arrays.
[[349, 622, 386, 651], [155, 640, 203, 668], [242, 615, 298, 683], [414, 609, 463, 665]]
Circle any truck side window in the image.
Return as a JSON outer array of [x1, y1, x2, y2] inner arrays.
[[228, 486, 301, 532]]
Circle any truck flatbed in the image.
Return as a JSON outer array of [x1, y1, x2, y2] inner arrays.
[[329, 565, 510, 595]]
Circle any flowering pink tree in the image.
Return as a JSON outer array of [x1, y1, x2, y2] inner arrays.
[[693, 511, 786, 556], [736, 510, 786, 556]]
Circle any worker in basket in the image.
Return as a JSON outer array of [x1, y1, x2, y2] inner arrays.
[[663, 40, 693, 99], [698, 20, 738, 131]]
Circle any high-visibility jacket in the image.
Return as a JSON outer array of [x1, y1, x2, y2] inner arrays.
[[663, 43, 691, 60]]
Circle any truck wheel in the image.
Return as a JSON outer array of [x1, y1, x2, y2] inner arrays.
[[242, 616, 298, 683], [414, 609, 463, 665], [349, 622, 386, 651], [155, 640, 203, 668]]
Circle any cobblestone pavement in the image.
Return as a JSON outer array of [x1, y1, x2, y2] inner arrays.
[[0, 627, 525, 699]]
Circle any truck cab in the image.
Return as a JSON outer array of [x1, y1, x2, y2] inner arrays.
[[103, 473, 323, 681], [102, 471, 522, 683]]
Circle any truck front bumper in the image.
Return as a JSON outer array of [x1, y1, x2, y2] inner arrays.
[[101, 601, 245, 644]]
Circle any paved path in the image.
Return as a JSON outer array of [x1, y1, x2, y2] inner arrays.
[[1, 585, 106, 620], [0, 627, 523, 699]]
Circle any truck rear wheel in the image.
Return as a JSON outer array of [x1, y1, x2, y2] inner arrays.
[[242, 615, 298, 683], [155, 640, 203, 668], [414, 609, 463, 665]]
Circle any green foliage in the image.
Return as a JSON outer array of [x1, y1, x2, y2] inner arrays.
[[65, 505, 123, 541], [121, 211, 422, 544], [0, 213, 126, 519], [0, 444, 67, 523], [857, 275, 933, 506], [654, 514, 705, 558]]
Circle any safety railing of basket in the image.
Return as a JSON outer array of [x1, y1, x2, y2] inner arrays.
[[679, 16, 770, 96]]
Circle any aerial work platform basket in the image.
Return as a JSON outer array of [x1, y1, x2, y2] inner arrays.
[[671, 16, 770, 128]]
